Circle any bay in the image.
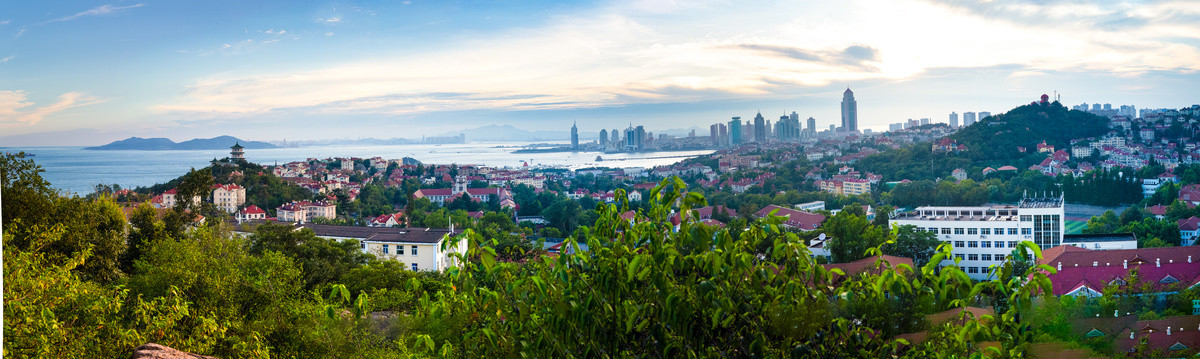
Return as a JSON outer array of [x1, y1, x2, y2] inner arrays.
[[2, 142, 712, 195]]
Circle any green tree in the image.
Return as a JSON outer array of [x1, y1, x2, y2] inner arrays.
[[247, 223, 373, 289], [821, 211, 886, 263], [882, 224, 940, 268]]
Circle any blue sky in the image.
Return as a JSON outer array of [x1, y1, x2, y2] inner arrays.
[[2, 0, 1199, 145]]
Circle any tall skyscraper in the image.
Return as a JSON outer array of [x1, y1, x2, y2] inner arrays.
[[599, 129, 608, 148], [920, 118, 930, 126], [754, 112, 766, 143], [963, 112, 977, 127], [611, 128, 619, 145], [841, 88, 858, 132], [624, 125, 637, 151], [807, 117, 816, 132], [978, 112, 991, 121], [570, 122, 579, 150], [718, 124, 728, 146], [710, 124, 719, 146], [729, 117, 742, 146], [949, 112, 959, 127]]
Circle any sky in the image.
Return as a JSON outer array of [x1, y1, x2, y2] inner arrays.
[[1, 0, 1199, 146]]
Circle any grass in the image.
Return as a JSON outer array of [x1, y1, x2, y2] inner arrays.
[[1064, 220, 1088, 235]]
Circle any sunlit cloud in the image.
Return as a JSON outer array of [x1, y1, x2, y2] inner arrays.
[[131, 0, 1197, 127], [0, 90, 107, 127]]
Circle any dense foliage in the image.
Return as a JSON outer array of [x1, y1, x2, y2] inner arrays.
[[5, 154, 1057, 358]]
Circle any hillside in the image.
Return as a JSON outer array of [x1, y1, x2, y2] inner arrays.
[[855, 101, 1110, 181], [85, 135, 277, 150], [947, 101, 1109, 162]]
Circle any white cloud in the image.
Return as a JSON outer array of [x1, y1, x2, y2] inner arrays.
[[43, 3, 145, 24], [319, 17, 341, 24], [0, 20, 10, 25], [1, 55, 13, 64], [0, 90, 107, 127], [154, 0, 1200, 118]]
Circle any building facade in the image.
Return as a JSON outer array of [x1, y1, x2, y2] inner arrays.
[[889, 196, 1065, 280], [841, 88, 858, 132]]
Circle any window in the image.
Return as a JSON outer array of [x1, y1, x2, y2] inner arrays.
[[398, 245, 405, 255], [968, 267, 979, 274], [968, 241, 978, 248], [967, 228, 979, 235], [411, 263, 419, 271], [981, 228, 991, 235], [954, 228, 965, 235], [968, 254, 979, 261], [1008, 241, 1018, 248], [411, 246, 418, 256], [982, 241, 992, 248], [360, 241, 366, 250], [941, 228, 951, 234], [1161, 275, 1179, 284], [1021, 228, 1032, 235], [954, 254, 964, 260], [1020, 215, 1032, 222], [995, 254, 1006, 261], [928, 227, 939, 233], [954, 241, 965, 248], [981, 254, 992, 261], [995, 241, 1004, 248], [383, 244, 389, 254], [1007, 228, 1018, 235], [996, 228, 1005, 235]]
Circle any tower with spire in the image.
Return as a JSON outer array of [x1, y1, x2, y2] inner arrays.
[[841, 87, 858, 132], [230, 142, 245, 160]]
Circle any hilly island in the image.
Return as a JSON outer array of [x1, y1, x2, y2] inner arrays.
[[84, 135, 277, 150]]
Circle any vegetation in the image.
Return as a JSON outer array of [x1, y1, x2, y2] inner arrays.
[[5, 154, 1060, 357]]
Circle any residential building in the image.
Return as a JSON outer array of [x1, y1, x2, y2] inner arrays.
[[277, 201, 336, 223], [963, 112, 977, 126], [212, 183, 246, 213], [949, 112, 959, 127], [235, 205, 267, 222], [1039, 245, 1200, 297], [794, 201, 826, 212], [889, 196, 1065, 280], [295, 224, 468, 272], [755, 205, 825, 231]]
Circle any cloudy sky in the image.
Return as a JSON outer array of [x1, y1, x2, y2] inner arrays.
[[1, 0, 1198, 146]]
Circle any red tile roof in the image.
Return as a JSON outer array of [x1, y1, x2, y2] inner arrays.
[[754, 205, 825, 230]]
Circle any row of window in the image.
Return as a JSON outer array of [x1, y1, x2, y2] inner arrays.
[[359, 243, 423, 270], [954, 253, 1008, 261], [927, 227, 1031, 236], [953, 240, 1019, 249]]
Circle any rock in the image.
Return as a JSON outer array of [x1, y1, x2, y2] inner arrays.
[[130, 343, 217, 359]]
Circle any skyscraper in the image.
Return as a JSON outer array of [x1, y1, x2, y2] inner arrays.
[[710, 124, 719, 146], [963, 112, 977, 127], [611, 128, 619, 145], [978, 112, 991, 121], [841, 88, 858, 132], [624, 125, 637, 151], [729, 117, 742, 146], [718, 123, 728, 146], [949, 112, 959, 127], [635, 125, 646, 150], [920, 118, 930, 126], [807, 117, 816, 133], [570, 122, 579, 150], [754, 112, 766, 143], [599, 129, 608, 148]]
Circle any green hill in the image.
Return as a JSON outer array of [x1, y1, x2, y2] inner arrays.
[[855, 101, 1110, 181], [948, 101, 1109, 161]]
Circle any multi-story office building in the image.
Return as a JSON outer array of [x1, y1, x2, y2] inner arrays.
[[807, 117, 816, 133], [841, 88, 858, 132], [753, 112, 766, 143], [729, 117, 742, 146], [889, 196, 1064, 280]]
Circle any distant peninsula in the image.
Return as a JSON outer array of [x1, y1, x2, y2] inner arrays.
[[84, 136, 278, 150]]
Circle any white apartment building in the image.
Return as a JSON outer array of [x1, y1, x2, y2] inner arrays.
[[890, 196, 1064, 281], [212, 184, 246, 213], [294, 224, 468, 272]]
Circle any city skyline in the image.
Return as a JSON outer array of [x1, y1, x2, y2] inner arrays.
[[2, 0, 1199, 146]]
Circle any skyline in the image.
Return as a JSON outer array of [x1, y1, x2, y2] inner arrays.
[[2, 0, 1199, 146]]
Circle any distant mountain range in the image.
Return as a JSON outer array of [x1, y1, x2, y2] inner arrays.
[[84, 136, 278, 150]]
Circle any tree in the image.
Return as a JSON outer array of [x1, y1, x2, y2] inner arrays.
[[247, 223, 373, 289], [883, 224, 940, 268], [1083, 210, 1120, 234], [821, 211, 886, 263]]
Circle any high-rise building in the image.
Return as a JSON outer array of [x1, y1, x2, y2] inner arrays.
[[599, 129, 608, 148], [718, 123, 728, 146], [949, 112, 959, 127], [920, 118, 930, 126], [710, 124, 719, 146], [841, 88, 858, 132], [1092, 103, 1101, 111], [978, 112, 991, 121], [963, 112, 977, 127], [624, 125, 637, 151], [729, 117, 742, 146], [807, 117, 816, 132], [635, 126, 645, 150], [570, 122, 579, 150], [765, 119, 773, 140], [611, 128, 619, 145], [753, 112, 766, 143]]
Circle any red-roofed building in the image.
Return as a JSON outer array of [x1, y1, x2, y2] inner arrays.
[[1038, 245, 1200, 297], [1179, 216, 1200, 246], [236, 205, 267, 222], [754, 205, 825, 231], [1148, 204, 1168, 219], [370, 212, 405, 227], [212, 183, 246, 213], [1182, 185, 1200, 205]]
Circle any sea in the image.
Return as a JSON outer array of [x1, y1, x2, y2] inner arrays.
[[1, 142, 713, 195]]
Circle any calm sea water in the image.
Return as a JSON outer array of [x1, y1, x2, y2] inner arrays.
[[2, 142, 712, 195]]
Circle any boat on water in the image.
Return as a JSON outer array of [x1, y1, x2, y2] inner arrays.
[[595, 156, 603, 161]]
